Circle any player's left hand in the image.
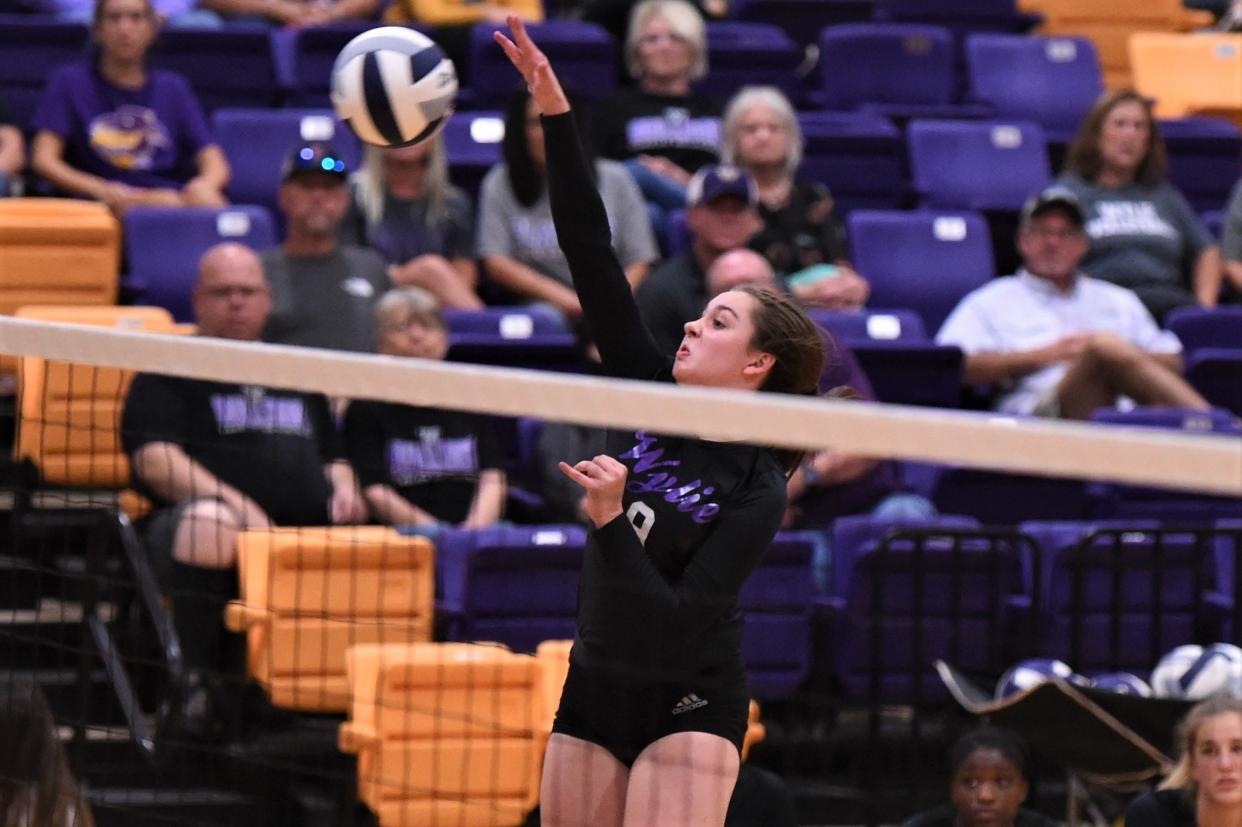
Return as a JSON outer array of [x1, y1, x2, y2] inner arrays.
[[329, 481, 368, 524], [558, 454, 627, 529], [494, 16, 570, 117]]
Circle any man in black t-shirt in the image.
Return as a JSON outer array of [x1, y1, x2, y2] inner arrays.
[[121, 242, 366, 725]]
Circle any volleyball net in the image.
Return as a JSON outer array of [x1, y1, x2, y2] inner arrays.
[[1, 313, 1240, 827]]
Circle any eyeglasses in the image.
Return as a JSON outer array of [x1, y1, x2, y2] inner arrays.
[[1023, 226, 1083, 241]]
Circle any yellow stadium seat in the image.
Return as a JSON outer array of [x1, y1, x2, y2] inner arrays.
[[0, 199, 120, 316], [225, 528, 434, 712], [340, 642, 544, 827], [1130, 33, 1242, 124], [14, 306, 177, 497], [1033, 0, 1215, 89]]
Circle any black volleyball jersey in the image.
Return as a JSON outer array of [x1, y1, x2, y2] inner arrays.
[[545, 110, 787, 684]]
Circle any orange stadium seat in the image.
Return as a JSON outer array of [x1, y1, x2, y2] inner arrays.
[[1027, 0, 1215, 89], [14, 306, 177, 501], [0, 199, 120, 316], [225, 527, 435, 712], [1130, 32, 1242, 125], [339, 642, 544, 827]]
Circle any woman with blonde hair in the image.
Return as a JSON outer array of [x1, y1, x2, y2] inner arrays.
[[1125, 694, 1242, 826], [342, 135, 483, 310]]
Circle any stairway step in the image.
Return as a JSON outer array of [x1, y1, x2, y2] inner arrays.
[[89, 787, 261, 827]]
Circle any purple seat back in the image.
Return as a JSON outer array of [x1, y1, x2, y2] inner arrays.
[[211, 108, 362, 219], [849, 343, 963, 407], [732, 0, 873, 47], [965, 34, 1102, 142], [931, 467, 1092, 524], [441, 109, 504, 203], [847, 209, 995, 332], [468, 21, 616, 108], [148, 27, 279, 112], [818, 24, 956, 111], [830, 514, 981, 596], [908, 119, 1052, 211], [739, 532, 816, 698], [698, 22, 802, 101], [270, 22, 403, 108], [873, 0, 1037, 36], [797, 112, 906, 213], [0, 16, 88, 131], [1160, 117, 1242, 215], [433, 524, 587, 653], [1166, 306, 1242, 355], [442, 307, 580, 369], [1186, 349, 1242, 416], [807, 309, 929, 346], [124, 206, 277, 322]]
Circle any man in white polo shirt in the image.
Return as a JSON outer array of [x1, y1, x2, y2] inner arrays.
[[936, 187, 1210, 419]]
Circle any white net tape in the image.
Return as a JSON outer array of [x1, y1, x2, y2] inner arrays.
[[2, 316, 1239, 496]]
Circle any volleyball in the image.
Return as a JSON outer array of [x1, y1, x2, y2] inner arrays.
[[995, 658, 1083, 700], [330, 26, 458, 148], [1152, 643, 1242, 699], [1090, 672, 1153, 697]]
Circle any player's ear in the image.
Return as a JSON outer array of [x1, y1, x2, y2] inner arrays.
[[742, 351, 774, 379]]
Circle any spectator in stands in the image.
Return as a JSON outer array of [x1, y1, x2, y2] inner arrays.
[[341, 137, 483, 310], [0, 97, 23, 198], [122, 242, 365, 735], [29, 0, 229, 215], [0, 680, 95, 827], [1125, 694, 1242, 826], [592, 0, 721, 225], [580, 0, 729, 46], [903, 726, 1059, 827], [262, 142, 391, 353], [197, 0, 378, 27], [345, 287, 507, 531], [1221, 178, 1242, 298], [937, 188, 1210, 420], [479, 87, 657, 315], [1059, 89, 1222, 324], [722, 85, 869, 310]]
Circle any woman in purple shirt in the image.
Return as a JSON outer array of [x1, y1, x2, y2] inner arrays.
[[30, 0, 230, 215]]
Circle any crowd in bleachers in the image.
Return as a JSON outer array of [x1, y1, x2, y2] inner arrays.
[[3, 1, 1242, 823]]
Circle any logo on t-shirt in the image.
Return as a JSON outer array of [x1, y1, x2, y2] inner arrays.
[[626, 111, 720, 153], [209, 389, 312, 437], [88, 105, 171, 171], [1086, 201, 1178, 240], [387, 431, 479, 485], [341, 277, 376, 298]]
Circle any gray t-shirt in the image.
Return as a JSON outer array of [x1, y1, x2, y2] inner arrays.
[[1057, 173, 1214, 322], [476, 158, 658, 288], [261, 245, 391, 353], [340, 184, 475, 265], [1222, 178, 1242, 264]]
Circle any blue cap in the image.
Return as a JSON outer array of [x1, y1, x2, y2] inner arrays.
[[281, 142, 349, 182], [686, 164, 757, 207]]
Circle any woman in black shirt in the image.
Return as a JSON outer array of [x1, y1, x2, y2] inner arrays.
[[498, 19, 827, 827], [1125, 695, 1242, 827]]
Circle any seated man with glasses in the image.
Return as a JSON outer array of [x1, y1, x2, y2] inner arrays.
[[935, 188, 1210, 420]]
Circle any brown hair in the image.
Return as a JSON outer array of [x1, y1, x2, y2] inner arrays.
[[1160, 694, 1242, 793], [0, 680, 95, 827], [92, 0, 157, 28], [735, 285, 828, 474], [1064, 89, 1168, 186]]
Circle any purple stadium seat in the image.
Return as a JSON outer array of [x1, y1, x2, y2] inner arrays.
[[847, 209, 996, 332], [433, 525, 587, 653], [822, 520, 1031, 704], [1160, 117, 1242, 215], [907, 120, 1052, 211], [872, 0, 1038, 37], [1186, 349, 1242, 416], [1019, 521, 1232, 675], [442, 307, 581, 370], [965, 34, 1103, 144], [124, 206, 277, 322], [211, 108, 362, 220], [807, 309, 929, 345], [148, 27, 280, 113], [797, 112, 906, 213], [815, 24, 990, 120], [931, 467, 1092, 524], [1088, 407, 1242, 521], [270, 22, 389, 108], [0, 15, 88, 131], [441, 109, 504, 204], [738, 532, 817, 699], [467, 21, 616, 108], [850, 343, 963, 408], [698, 22, 802, 102], [731, 0, 873, 48], [1167, 306, 1242, 356]]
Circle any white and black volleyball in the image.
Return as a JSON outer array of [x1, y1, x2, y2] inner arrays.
[[331, 27, 458, 148]]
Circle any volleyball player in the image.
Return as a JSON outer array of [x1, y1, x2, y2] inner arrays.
[[497, 20, 828, 827]]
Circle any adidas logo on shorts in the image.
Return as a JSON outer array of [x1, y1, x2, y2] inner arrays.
[[671, 693, 708, 715]]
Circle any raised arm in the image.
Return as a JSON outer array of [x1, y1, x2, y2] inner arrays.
[[494, 18, 666, 380]]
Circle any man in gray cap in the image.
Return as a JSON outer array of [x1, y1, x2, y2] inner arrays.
[[937, 187, 1209, 419], [261, 141, 391, 353]]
